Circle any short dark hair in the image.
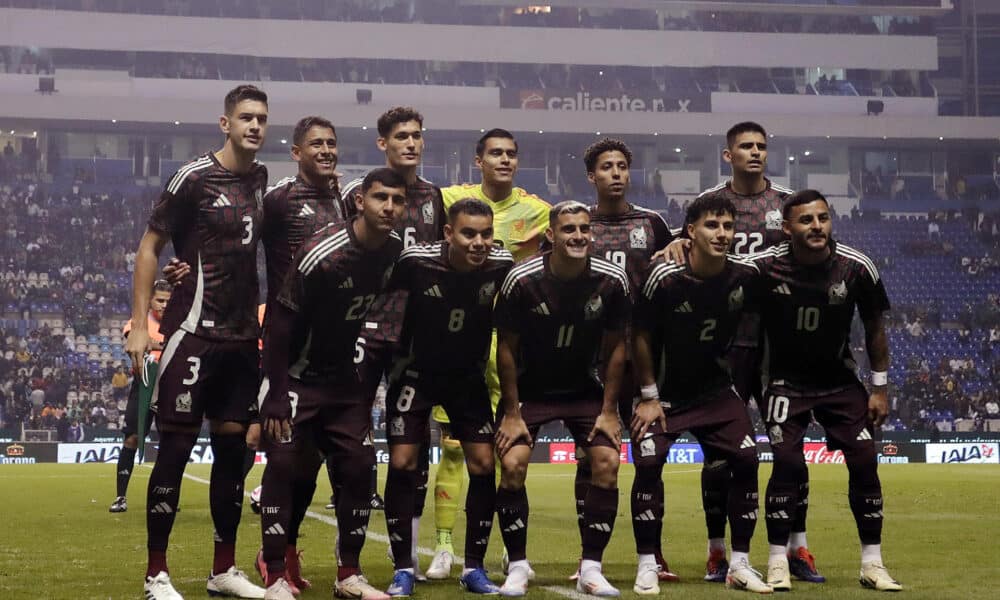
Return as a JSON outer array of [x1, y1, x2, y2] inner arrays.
[[224, 84, 268, 116], [549, 200, 590, 226], [360, 167, 407, 195], [583, 138, 632, 173], [685, 194, 737, 227], [293, 116, 336, 146], [448, 198, 493, 223], [475, 128, 517, 157], [782, 189, 828, 219], [726, 121, 767, 148], [152, 279, 173, 294], [377, 106, 423, 138]]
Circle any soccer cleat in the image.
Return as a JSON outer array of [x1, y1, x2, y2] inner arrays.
[[859, 561, 902, 592], [576, 567, 621, 597], [109, 495, 128, 513], [499, 564, 531, 597], [705, 548, 730, 583], [425, 548, 454, 580], [766, 556, 791, 592], [726, 558, 773, 594], [207, 567, 266, 598], [145, 571, 184, 600], [263, 578, 296, 600], [386, 570, 415, 597], [632, 562, 660, 596], [655, 552, 680, 582], [335, 574, 391, 600], [501, 549, 535, 580], [460, 568, 501, 595], [285, 548, 310, 592], [370, 493, 386, 510], [788, 547, 825, 583]]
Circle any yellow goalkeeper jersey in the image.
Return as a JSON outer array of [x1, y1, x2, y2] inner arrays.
[[441, 184, 550, 263]]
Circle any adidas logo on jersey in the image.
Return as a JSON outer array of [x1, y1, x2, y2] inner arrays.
[[211, 194, 232, 207], [424, 284, 443, 298], [675, 301, 693, 313], [298, 204, 315, 217], [740, 435, 756, 449], [856, 428, 873, 441], [773, 283, 792, 295], [530, 302, 551, 315], [264, 523, 286, 536], [339, 277, 354, 289]]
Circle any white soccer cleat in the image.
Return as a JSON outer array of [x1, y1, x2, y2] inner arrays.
[[726, 558, 773, 594], [145, 571, 184, 600], [632, 562, 660, 595], [576, 567, 621, 597], [334, 574, 391, 600], [207, 566, 266, 598], [766, 556, 791, 592], [263, 578, 296, 600], [425, 549, 454, 580], [501, 549, 536, 580], [859, 561, 903, 592], [499, 564, 532, 597]]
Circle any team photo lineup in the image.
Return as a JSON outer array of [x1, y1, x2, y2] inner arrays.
[[114, 83, 901, 600]]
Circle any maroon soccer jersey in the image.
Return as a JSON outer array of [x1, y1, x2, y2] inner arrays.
[[588, 204, 674, 294], [695, 178, 793, 255], [148, 152, 268, 341], [389, 241, 514, 373], [276, 220, 403, 382], [261, 175, 345, 306], [748, 240, 890, 393], [494, 253, 631, 396], [635, 256, 760, 408]]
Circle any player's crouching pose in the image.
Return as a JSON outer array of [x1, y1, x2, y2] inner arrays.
[[632, 195, 771, 594], [494, 202, 630, 598], [749, 190, 902, 592], [257, 169, 407, 600], [381, 198, 513, 596]]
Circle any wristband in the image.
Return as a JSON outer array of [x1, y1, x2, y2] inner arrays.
[[871, 371, 888, 386], [640, 384, 659, 401]]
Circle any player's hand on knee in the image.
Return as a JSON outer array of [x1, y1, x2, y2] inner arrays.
[[264, 417, 291, 444], [630, 400, 666, 440], [495, 414, 529, 458], [652, 238, 690, 265], [162, 257, 191, 285], [590, 410, 622, 446], [867, 389, 889, 428]]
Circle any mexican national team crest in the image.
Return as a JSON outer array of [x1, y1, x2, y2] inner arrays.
[[828, 280, 848, 305], [639, 437, 656, 457], [629, 226, 648, 249], [728, 286, 744, 311], [175, 392, 192, 413], [390, 416, 405, 437], [421, 202, 435, 224], [584, 294, 604, 320], [765, 209, 783, 230], [478, 281, 497, 305]]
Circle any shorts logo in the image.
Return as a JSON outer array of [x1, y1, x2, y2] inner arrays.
[[422, 202, 435, 224], [765, 209, 783, 230], [639, 437, 655, 457], [390, 416, 405, 437], [175, 392, 192, 413], [584, 294, 604, 320], [768, 424, 783, 445], [478, 281, 497, 305], [629, 226, 647, 249], [728, 286, 744, 311], [828, 280, 848, 305]]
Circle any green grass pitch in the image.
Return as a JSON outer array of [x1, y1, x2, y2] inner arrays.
[[1, 463, 997, 599]]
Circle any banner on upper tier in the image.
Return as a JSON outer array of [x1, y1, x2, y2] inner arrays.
[[501, 88, 710, 113]]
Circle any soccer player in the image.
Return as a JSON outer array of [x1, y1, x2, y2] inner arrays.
[[257, 168, 407, 600], [494, 202, 629, 597], [109, 279, 171, 513], [574, 138, 675, 588], [632, 195, 771, 594], [662, 122, 813, 584], [748, 190, 901, 592], [253, 115, 345, 594], [428, 128, 550, 579], [128, 84, 270, 600], [339, 107, 446, 577], [381, 198, 513, 596]]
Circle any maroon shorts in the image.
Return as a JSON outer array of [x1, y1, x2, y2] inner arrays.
[[386, 368, 493, 445], [151, 331, 258, 426], [762, 381, 873, 453], [502, 388, 617, 449], [634, 385, 756, 460]]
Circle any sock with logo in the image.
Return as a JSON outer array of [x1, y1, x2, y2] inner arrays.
[[209, 432, 247, 575], [385, 467, 418, 569], [433, 436, 464, 536], [791, 480, 810, 546], [260, 448, 295, 579], [332, 451, 376, 569], [496, 486, 529, 563], [116, 445, 137, 497], [631, 465, 663, 555], [574, 452, 591, 543], [464, 473, 496, 569], [146, 430, 198, 577], [728, 448, 760, 553], [581, 485, 618, 561]]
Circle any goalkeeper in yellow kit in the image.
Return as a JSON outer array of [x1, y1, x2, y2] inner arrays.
[[427, 128, 550, 579]]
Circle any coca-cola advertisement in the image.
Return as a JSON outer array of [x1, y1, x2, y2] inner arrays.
[[802, 442, 845, 464]]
